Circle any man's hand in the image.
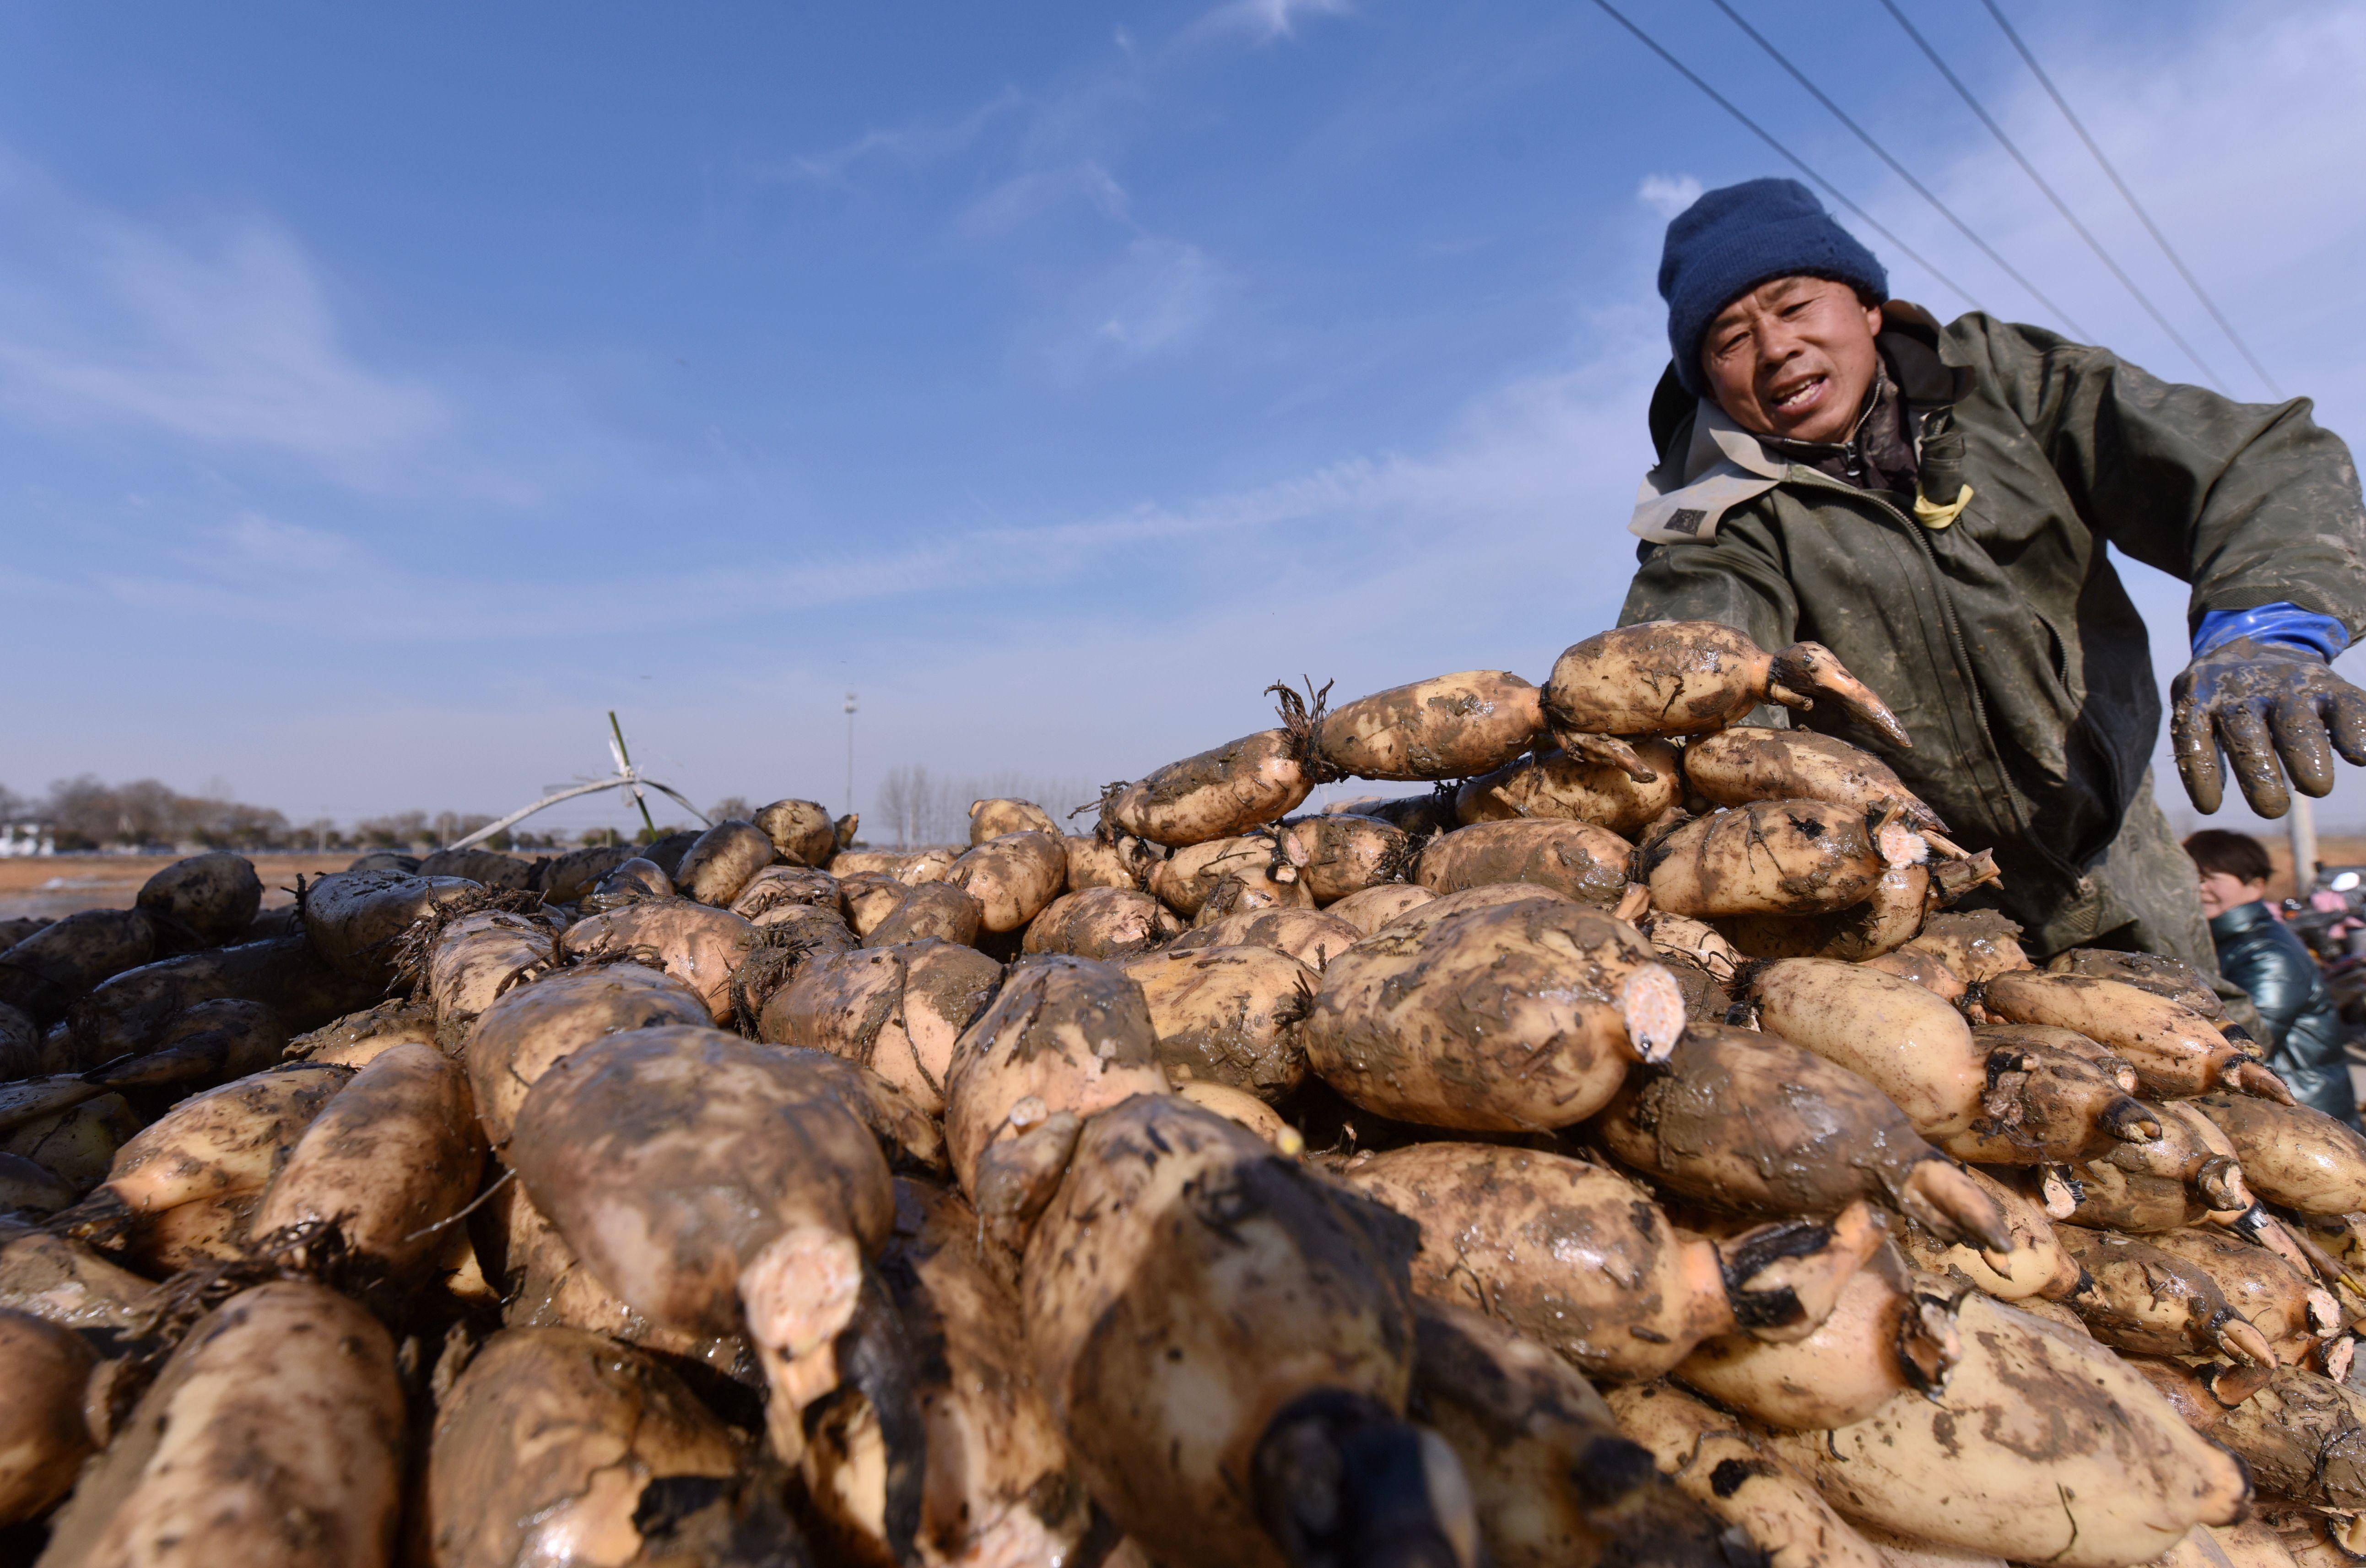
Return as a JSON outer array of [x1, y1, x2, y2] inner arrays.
[[2172, 635, 2366, 816]]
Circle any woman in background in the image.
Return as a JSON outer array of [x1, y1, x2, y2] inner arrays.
[[2187, 828, 2361, 1129]]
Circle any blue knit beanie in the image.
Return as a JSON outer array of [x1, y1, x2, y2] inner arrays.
[[1659, 177, 1888, 396]]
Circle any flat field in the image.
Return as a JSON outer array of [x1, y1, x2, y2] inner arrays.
[[0, 853, 357, 921]]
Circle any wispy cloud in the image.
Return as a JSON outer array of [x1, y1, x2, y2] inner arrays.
[[0, 158, 444, 476], [1636, 173, 1702, 220], [1191, 0, 1355, 46], [959, 161, 1131, 239], [58, 284, 1661, 660], [762, 0, 1366, 379], [772, 87, 1027, 184], [192, 512, 382, 583], [1082, 236, 1226, 359]]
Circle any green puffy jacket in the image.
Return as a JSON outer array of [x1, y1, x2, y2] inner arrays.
[[1618, 306, 2366, 962]]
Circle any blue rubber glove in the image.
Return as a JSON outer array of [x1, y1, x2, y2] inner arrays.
[[2193, 604, 2349, 661], [2173, 611, 2366, 816]]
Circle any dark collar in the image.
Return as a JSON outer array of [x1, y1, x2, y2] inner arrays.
[[2209, 899, 2279, 939], [1876, 301, 1977, 406]]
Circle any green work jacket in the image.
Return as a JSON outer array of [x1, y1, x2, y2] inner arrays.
[[1619, 306, 2366, 955]]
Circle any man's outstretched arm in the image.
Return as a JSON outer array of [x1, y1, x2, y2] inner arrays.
[[1961, 314, 2366, 816]]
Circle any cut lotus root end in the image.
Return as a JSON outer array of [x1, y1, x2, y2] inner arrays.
[[739, 1224, 867, 1463], [2100, 1099, 2165, 1145], [2196, 1156, 2253, 1215], [1898, 1292, 1964, 1397], [2038, 1165, 2080, 1220], [1875, 820, 1930, 871], [1725, 1201, 1888, 1345], [1617, 964, 1687, 1065], [2230, 1057, 2297, 1105], [2195, 1359, 2273, 1408]]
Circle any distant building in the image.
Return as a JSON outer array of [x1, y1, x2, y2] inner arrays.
[[0, 824, 54, 857]]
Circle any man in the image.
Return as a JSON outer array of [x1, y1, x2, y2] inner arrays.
[[1621, 177, 2366, 973], [2185, 829, 2357, 1127]]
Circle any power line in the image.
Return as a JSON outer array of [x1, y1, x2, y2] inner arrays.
[[1977, 0, 2282, 398], [1702, 0, 2089, 339], [1585, 0, 1986, 314], [1874, 0, 2228, 393]]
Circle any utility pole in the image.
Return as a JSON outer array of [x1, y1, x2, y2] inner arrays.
[[844, 691, 859, 817], [2291, 794, 2320, 900]]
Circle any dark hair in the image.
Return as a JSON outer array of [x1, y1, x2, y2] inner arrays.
[[2183, 829, 2272, 885]]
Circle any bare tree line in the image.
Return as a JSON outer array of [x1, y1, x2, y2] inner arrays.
[[873, 767, 1101, 848], [0, 776, 582, 853], [0, 776, 292, 852], [1, 768, 1103, 856]]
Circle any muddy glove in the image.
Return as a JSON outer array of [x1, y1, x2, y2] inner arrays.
[[2172, 634, 2366, 816]]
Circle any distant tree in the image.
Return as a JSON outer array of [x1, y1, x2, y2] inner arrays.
[[875, 766, 1096, 847], [17, 776, 305, 850], [197, 802, 291, 850], [44, 775, 126, 846], [355, 811, 430, 849], [579, 827, 626, 848], [875, 766, 921, 849], [16, 775, 609, 854], [112, 779, 182, 845], [708, 796, 753, 824], [424, 811, 495, 849]]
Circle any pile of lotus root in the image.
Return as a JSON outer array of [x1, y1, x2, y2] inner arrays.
[[2, 619, 2362, 1568]]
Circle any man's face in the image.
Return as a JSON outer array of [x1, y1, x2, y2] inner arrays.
[[2196, 869, 2266, 918], [1699, 275, 1884, 444]]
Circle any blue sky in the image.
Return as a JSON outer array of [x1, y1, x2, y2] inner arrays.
[[5, 0, 2365, 841]]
